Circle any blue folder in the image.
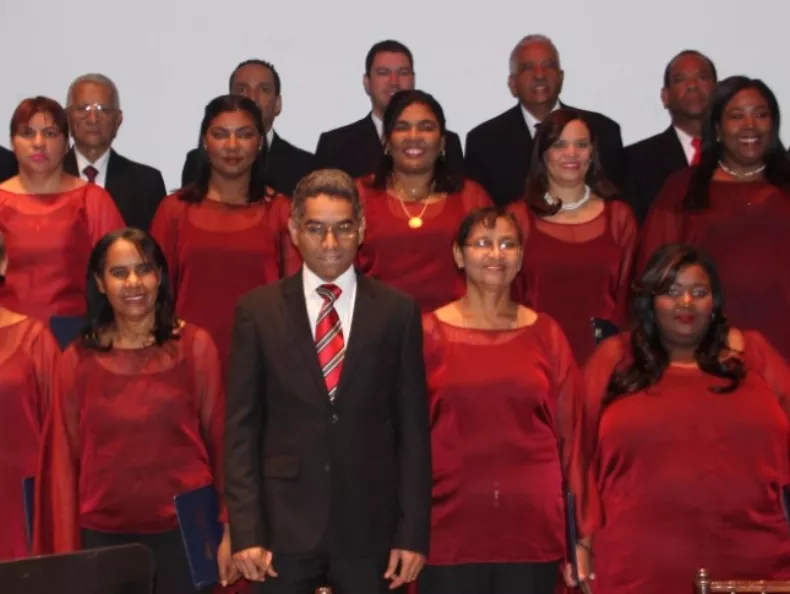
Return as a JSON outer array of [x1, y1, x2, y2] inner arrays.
[[174, 485, 223, 589], [22, 476, 34, 552], [49, 316, 85, 350]]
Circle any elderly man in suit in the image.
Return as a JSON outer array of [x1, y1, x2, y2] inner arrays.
[[64, 73, 167, 230], [225, 169, 431, 594]]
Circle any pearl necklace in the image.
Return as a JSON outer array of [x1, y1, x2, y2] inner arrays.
[[544, 185, 591, 211], [717, 161, 766, 180]]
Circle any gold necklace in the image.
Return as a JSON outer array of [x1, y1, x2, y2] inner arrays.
[[391, 179, 436, 229]]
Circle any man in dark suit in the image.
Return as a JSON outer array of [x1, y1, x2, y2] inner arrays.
[[182, 59, 313, 197], [64, 74, 167, 230], [312, 40, 464, 178], [225, 169, 431, 594], [465, 34, 624, 207], [0, 145, 17, 182], [624, 50, 717, 222]]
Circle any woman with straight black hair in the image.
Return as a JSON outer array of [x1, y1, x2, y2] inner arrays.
[[34, 228, 237, 594], [354, 89, 492, 312], [639, 76, 790, 360], [151, 94, 289, 374], [509, 108, 637, 363], [569, 243, 790, 594]]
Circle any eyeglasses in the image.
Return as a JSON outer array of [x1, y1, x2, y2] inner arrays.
[[69, 103, 119, 119], [301, 221, 359, 240], [464, 238, 521, 252]]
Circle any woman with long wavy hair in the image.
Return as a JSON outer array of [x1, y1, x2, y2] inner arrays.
[[568, 244, 790, 594]]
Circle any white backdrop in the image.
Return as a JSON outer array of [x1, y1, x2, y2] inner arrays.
[[1, 0, 786, 190]]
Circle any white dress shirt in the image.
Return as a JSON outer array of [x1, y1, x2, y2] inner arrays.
[[74, 148, 111, 187], [371, 112, 384, 140], [674, 126, 698, 165], [521, 101, 561, 138], [266, 128, 275, 150], [302, 264, 358, 341]]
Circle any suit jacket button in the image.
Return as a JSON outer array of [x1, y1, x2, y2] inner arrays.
[[330, 413, 339, 424], [324, 462, 331, 472]]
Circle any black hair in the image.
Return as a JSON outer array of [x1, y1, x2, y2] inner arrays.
[[229, 59, 281, 96], [662, 50, 717, 88], [454, 206, 523, 248], [365, 40, 414, 76]]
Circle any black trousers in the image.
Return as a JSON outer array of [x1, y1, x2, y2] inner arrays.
[[418, 561, 560, 594], [82, 528, 211, 594]]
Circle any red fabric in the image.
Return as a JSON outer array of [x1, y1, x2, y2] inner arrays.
[[639, 169, 790, 361], [570, 332, 790, 594], [355, 179, 493, 312], [150, 193, 285, 374], [0, 185, 124, 320], [315, 284, 344, 399], [690, 137, 702, 166], [509, 200, 637, 363], [422, 313, 578, 564], [0, 318, 59, 560], [34, 324, 226, 554]]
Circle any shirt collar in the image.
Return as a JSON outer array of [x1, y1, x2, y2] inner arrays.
[[266, 128, 275, 150], [371, 112, 384, 140], [520, 101, 561, 137], [302, 264, 357, 298], [74, 147, 111, 174]]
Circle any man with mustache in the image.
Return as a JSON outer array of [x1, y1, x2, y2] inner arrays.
[[465, 34, 624, 207], [624, 50, 717, 222], [312, 40, 464, 178]]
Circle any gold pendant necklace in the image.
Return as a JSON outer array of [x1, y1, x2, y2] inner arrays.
[[391, 178, 435, 229]]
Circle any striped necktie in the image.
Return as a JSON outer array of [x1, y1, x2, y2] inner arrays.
[[315, 284, 344, 402]]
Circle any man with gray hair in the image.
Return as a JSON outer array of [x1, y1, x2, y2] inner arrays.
[[64, 73, 167, 230], [465, 34, 624, 206], [225, 169, 431, 594]]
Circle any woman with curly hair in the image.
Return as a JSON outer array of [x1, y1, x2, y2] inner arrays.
[[569, 244, 790, 594]]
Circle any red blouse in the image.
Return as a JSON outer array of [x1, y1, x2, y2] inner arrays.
[[639, 169, 790, 361], [0, 318, 60, 560], [356, 180, 492, 312], [0, 185, 125, 321], [571, 332, 790, 594], [510, 200, 637, 363], [150, 194, 287, 372], [34, 324, 225, 553], [422, 313, 578, 564]]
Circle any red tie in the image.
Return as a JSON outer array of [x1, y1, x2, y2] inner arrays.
[[690, 137, 702, 166], [315, 284, 344, 402], [83, 165, 98, 183]]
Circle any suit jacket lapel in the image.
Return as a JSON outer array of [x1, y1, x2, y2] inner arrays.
[[63, 149, 79, 177], [336, 274, 377, 395], [280, 273, 330, 403], [104, 150, 125, 200], [363, 115, 384, 156], [661, 126, 689, 171]]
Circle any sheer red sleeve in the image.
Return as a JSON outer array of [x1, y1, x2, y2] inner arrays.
[[507, 202, 532, 305], [268, 195, 300, 277], [189, 327, 228, 523], [545, 317, 581, 474], [637, 171, 691, 273], [570, 334, 629, 538], [34, 346, 82, 554], [84, 185, 125, 242], [149, 194, 183, 300], [460, 180, 494, 210], [610, 201, 638, 327], [29, 323, 61, 429]]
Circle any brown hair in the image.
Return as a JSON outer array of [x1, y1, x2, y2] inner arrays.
[[10, 96, 69, 139]]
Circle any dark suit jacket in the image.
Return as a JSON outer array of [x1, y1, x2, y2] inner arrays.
[[181, 133, 313, 197], [312, 114, 465, 179], [623, 126, 689, 224], [64, 149, 167, 231], [464, 103, 625, 207], [224, 272, 431, 557], [0, 145, 17, 183]]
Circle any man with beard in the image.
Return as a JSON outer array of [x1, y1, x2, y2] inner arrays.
[[624, 50, 718, 222]]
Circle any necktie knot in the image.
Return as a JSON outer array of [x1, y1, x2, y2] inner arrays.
[[83, 165, 99, 183], [317, 283, 342, 303]]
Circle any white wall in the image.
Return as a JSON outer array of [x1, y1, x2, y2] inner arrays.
[[1, 0, 786, 190]]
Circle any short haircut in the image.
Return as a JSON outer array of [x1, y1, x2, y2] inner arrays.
[[66, 73, 121, 109], [508, 34, 560, 75], [291, 169, 363, 222], [10, 96, 69, 139], [365, 40, 414, 76], [229, 59, 281, 96], [662, 50, 718, 88]]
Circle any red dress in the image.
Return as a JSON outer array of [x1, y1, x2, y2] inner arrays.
[[0, 318, 60, 560], [571, 332, 790, 594], [422, 313, 578, 565], [0, 185, 125, 320], [356, 180, 492, 312], [34, 324, 225, 553], [639, 169, 790, 361], [510, 200, 637, 363], [150, 194, 286, 372]]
